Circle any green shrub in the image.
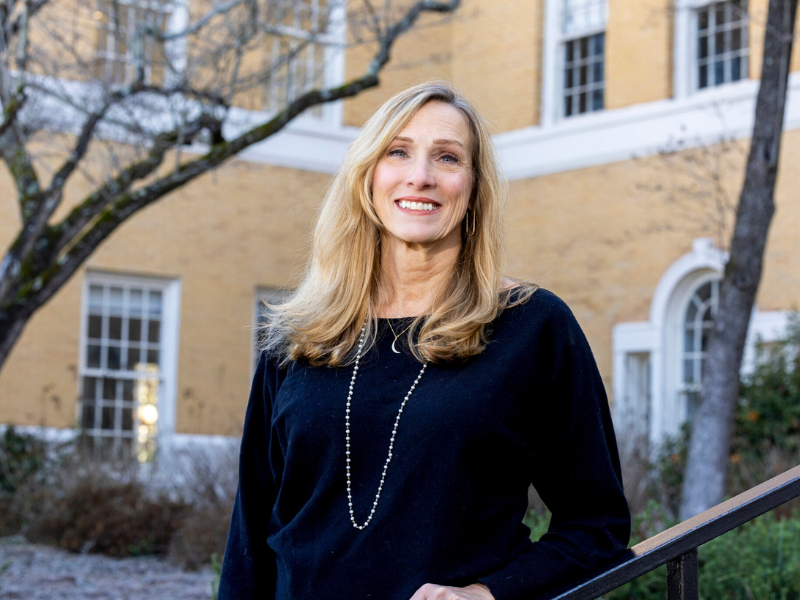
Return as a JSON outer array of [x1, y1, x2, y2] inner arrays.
[[0, 425, 48, 493], [730, 315, 800, 502], [605, 511, 800, 599]]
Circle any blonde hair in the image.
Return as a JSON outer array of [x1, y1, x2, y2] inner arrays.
[[262, 81, 536, 366]]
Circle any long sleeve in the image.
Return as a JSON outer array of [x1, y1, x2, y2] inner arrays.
[[218, 351, 278, 599], [477, 296, 631, 600]]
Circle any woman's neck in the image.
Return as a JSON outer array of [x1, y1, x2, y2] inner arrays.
[[377, 236, 460, 318]]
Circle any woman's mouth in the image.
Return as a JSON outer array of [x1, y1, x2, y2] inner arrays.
[[396, 199, 440, 212]]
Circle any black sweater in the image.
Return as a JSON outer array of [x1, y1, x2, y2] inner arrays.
[[218, 289, 631, 600]]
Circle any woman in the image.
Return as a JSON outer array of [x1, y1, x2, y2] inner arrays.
[[219, 81, 630, 600]]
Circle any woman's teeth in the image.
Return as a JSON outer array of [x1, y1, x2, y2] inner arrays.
[[398, 200, 437, 211]]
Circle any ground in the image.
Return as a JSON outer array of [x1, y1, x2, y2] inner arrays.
[[0, 538, 215, 600]]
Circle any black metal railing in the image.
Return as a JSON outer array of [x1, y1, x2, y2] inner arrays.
[[549, 464, 800, 600]]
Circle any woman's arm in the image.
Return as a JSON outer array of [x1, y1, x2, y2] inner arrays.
[[476, 298, 631, 600], [218, 352, 279, 599]]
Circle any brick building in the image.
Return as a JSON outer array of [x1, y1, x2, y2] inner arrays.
[[1, 0, 799, 460]]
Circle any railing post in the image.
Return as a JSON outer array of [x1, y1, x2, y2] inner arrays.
[[666, 548, 699, 600]]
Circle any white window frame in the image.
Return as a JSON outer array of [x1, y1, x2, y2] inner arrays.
[[674, 0, 750, 99], [77, 271, 181, 460], [541, 0, 608, 125], [262, 0, 347, 126], [612, 238, 790, 449]]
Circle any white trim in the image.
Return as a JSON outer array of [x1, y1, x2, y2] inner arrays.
[[612, 238, 790, 448], [497, 72, 800, 180]]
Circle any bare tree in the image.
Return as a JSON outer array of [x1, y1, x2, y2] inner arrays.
[[680, 0, 798, 519], [0, 0, 461, 372]]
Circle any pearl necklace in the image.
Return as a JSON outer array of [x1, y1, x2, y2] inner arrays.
[[345, 323, 428, 530]]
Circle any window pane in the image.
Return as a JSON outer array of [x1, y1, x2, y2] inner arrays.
[[701, 326, 711, 352], [731, 56, 742, 80], [686, 298, 697, 324], [123, 380, 134, 401], [89, 285, 104, 312], [88, 315, 102, 339], [126, 346, 141, 370], [579, 92, 587, 113], [580, 37, 589, 59], [122, 408, 133, 431], [699, 64, 708, 88], [684, 327, 695, 352], [82, 376, 98, 400], [148, 291, 162, 318], [699, 9, 709, 30], [109, 316, 122, 340], [714, 60, 724, 85], [697, 282, 711, 302], [88, 344, 102, 368], [593, 60, 603, 83], [103, 377, 117, 400], [684, 359, 696, 384], [82, 402, 96, 430], [102, 406, 115, 429], [593, 33, 604, 55], [580, 64, 588, 86], [732, 27, 741, 51], [147, 349, 160, 366], [565, 95, 573, 116], [129, 289, 143, 316], [715, 3, 727, 26], [592, 88, 603, 111], [108, 346, 121, 370], [699, 35, 708, 59], [148, 320, 161, 344], [129, 318, 142, 342], [715, 31, 725, 56], [109, 287, 123, 315]]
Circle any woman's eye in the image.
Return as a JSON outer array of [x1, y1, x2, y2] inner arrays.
[[387, 148, 407, 157], [440, 154, 460, 163]]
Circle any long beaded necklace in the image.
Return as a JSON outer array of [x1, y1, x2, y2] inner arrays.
[[345, 323, 428, 530]]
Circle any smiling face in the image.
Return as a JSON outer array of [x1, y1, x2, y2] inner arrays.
[[371, 101, 474, 250]]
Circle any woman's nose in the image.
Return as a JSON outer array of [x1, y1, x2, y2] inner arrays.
[[407, 157, 435, 189]]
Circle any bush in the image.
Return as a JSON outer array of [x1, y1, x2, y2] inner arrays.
[[605, 511, 800, 599], [0, 425, 48, 493], [2, 433, 237, 566]]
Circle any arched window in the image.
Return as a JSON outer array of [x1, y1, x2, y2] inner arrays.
[[680, 279, 719, 420]]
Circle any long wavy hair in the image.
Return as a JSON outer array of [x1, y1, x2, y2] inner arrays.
[[262, 81, 536, 366]]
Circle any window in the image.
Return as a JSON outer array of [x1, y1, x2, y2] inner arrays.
[[696, 0, 749, 89], [78, 273, 179, 462], [93, 0, 171, 85], [680, 278, 719, 420], [560, 0, 607, 118], [263, 0, 344, 120]]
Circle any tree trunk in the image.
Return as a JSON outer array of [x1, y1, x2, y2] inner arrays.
[[679, 0, 798, 520]]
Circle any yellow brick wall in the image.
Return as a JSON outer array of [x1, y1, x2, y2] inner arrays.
[[0, 146, 329, 436], [451, 0, 544, 131], [606, 0, 673, 108], [342, 8, 454, 127], [504, 130, 800, 389]]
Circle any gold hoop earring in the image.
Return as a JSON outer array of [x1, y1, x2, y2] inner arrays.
[[465, 209, 476, 237]]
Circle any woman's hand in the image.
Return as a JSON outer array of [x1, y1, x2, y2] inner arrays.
[[409, 582, 495, 600]]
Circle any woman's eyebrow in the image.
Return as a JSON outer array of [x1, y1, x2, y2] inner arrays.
[[394, 136, 465, 149]]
